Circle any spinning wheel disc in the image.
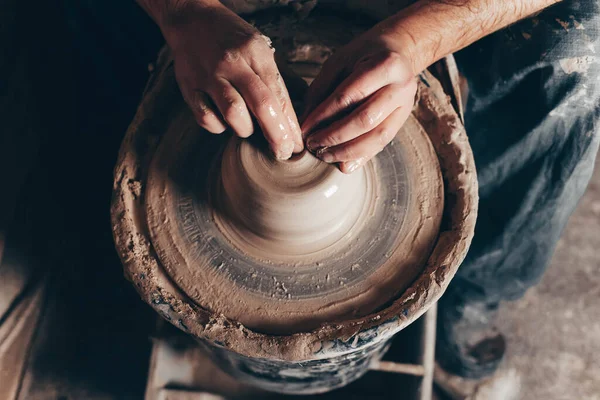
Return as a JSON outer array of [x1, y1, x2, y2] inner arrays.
[[144, 106, 443, 334]]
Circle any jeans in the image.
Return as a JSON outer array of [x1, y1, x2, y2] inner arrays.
[[438, 0, 600, 377]]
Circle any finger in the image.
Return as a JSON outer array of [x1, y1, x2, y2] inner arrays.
[[302, 52, 409, 136], [275, 59, 310, 151], [230, 69, 297, 160], [180, 86, 227, 134], [253, 62, 303, 152], [316, 105, 412, 166], [301, 54, 345, 122], [306, 83, 409, 151], [206, 78, 254, 138], [339, 157, 368, 175]]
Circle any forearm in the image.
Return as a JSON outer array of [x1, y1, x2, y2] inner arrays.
[[378, 0, 562, 74], [136, 0, 221, 40]]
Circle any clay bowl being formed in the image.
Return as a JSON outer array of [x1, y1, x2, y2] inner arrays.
[[111, 10, 477, 395]]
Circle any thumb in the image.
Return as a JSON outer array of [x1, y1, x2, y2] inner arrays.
[[300, 55, 345, 129]]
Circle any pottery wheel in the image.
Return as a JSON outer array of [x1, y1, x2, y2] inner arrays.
[[144, 97, 443, 334], [135, 12, 442, 335]]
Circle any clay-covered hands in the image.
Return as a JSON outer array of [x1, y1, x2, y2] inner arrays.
[[155, 1, 303, 160], [301, 34, 417, 174]]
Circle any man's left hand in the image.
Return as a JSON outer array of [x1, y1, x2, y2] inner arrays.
[[301, 34, 417, 174]]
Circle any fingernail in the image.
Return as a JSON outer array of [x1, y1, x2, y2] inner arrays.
[[314, 146, 329, 157], [345, 158, 364, 174], [276, 141, 294, 160], [306, 139, 318, 151], [318, 150, 334, 163]]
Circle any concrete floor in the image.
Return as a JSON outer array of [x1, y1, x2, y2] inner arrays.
[[492, 156, 600, 399]]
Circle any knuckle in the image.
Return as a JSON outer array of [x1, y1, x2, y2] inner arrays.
[[246, 76, 266, 93], [383, 51, 403, 67], [271, 86, 288, 109], [335, 92, 355, 110], [357, 109, 376, 129], [322, 133, 342, 147], [376, 126, 393, 146], [262, 71, 279, 84], [222, 99, 245, 121], [380, 52, 404, 80], [265, 73, 286, 98], [217, 50, 240, 67], [189, 96, 211, 115], [270, 72, 285, 90], [256, 95, 275, 112], [341, 146, 357, 161], [279, 97, 289, 113], [191, 99, 209, 114], [196, 114, 212, 126]]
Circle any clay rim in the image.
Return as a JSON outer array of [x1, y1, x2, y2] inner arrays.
[[110, 49, 478, 361]]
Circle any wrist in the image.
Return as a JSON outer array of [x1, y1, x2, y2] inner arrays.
[[139, 0, 224, 48], [377, 27, 441, 78], [375, 2, 473, 75], [379, 0, 560, 74]]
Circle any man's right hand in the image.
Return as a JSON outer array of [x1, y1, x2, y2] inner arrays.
[[139, 0, 303, 160]]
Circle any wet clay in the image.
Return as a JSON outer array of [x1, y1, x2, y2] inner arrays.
[[215, 141, 370, 257], [144, 98, 443, 333], [112, 10, 477, 360]]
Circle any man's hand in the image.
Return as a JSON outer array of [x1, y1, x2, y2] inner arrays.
[[303, 0, 560, 173], [139, 0, 303, 160], [301, 35, 417, 174]]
